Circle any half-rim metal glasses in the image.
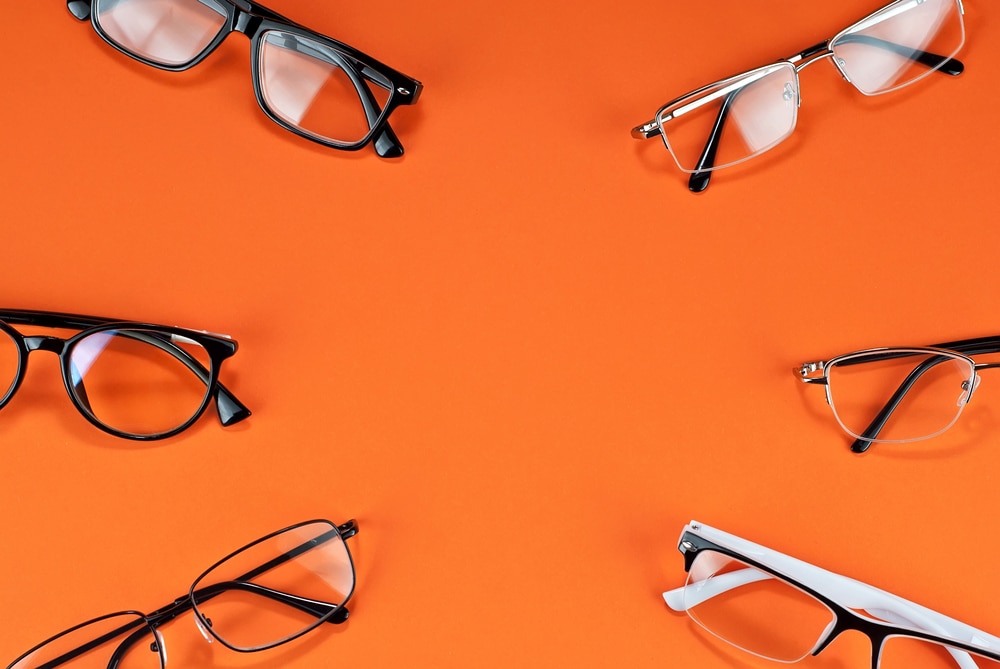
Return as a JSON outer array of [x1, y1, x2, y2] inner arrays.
[[0, 308, 250, 440], [67, 0, 423, 156], [631, 0, 966, 192], [665, 521, 1000, 668], [6, 519, 358, 669], [798, 335, 1000, 453]]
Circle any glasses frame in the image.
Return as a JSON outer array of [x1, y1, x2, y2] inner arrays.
[[6, 519, 359, 669], [631, 0, 967, 192], [665, 521, 1000, 669], [799, 335, 1000, 453], [0, 308, 250, 440], [66, 0, 423, 157]]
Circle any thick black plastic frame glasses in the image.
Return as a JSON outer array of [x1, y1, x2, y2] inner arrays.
[[6, 519, 359, 669], [66, 0, 423, 157], [631, 0, 966, 192], [669, 523, 1000, 669], [799, 335, 1000, 453], [0, 308, 250, 440]]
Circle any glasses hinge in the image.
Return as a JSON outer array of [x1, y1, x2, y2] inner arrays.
[[679, 540, 698, 554], [630, 121, 661, 140], [797, 360, 827, 382]]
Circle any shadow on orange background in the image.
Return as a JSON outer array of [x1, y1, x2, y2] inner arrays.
[[0, 1, 998, 667]]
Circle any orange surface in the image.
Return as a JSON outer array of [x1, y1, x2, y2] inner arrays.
[[1, 1, 999, 667]]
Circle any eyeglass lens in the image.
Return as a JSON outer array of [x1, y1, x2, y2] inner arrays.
[[658, 63, 798, 173], [190, 521, 354, 651], [826, 350, 975, 442], [66, 329, 214, 436], [258, 31, 392, 145], [682, 551, 833, 662], [831, 0, 965, 95], [8, 612, 164, 669], [95, 0, 228, 67]]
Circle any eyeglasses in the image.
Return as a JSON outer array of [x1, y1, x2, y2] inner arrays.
[[797, 335, 1000, 452], [631, 0, 966, 192], [66, 0, 423, 156], [7, 519, 358, 669], [665, 521, 1000, 669], [0, 308, 250, 440]]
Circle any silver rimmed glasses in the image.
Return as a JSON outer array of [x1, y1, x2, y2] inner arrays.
[[631, 0, 967, 192], [797, 335, 1000, 452]]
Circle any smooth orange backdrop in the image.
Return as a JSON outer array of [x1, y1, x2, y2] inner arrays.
[[1, 1, 998, 667]]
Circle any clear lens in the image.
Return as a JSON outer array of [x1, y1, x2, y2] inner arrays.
[[880, 635, 1000, 669], [827, 349, 975, 443], [258, 30, 391, 145], [683, 551, 834, 662], [9, 612, 163, 669], [66, 329, 213, 436], [831, 0, 965, 95], [0, 326, 20, 402], [658, 63, 798, 173], [191, 521, 355, 651], [94, 0, 228, 67]]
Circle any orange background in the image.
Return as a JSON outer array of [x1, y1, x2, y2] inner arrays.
[[1, 1, 998, 667]]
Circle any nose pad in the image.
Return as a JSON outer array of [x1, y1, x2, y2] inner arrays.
[[194, 616, 215, 643], [783, 82, 796, 102], [957, 374, 981, 407], [151, 629, 168, 666]]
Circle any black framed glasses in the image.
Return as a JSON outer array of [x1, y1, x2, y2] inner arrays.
[[631, 0, 966, 192], [798, 335, 1000, 453], [7, 519, 358, 669], [0, 308, 250, 440], [665, 521, 1000, 669], [66, 0, 423, 156]]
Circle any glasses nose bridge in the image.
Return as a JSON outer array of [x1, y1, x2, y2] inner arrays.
[[231, 1, 264, 38], [23, 335, 68, 356]]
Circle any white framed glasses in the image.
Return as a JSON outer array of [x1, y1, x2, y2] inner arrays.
[[631, 0, 967, 192], [665, 521, 1000, 668]]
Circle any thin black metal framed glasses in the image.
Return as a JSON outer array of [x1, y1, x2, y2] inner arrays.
[[665, 521, 1000, 669], [66, 0, 423, 156], [631, 0, 966, 192], [6, 519, 358, 669], [798, 335, 1000, 453], [0, 308, 250, 440]]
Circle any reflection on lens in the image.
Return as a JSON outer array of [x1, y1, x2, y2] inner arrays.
[[9, 612, 163, 669], [191, 521, 355, 651], [95, 0, 228, 67], [880, 635, 1000, 669], [683, 551, 833, 662], [0, 326, 20, 402], [67, 329, 212, 436], [831, 0, 965, 95], [658, 63, 797, 174], [258, 31, 391, 145], [827, 349, 975, 442]]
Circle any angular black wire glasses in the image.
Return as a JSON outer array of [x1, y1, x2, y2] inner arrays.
[[6, 519, 358, 669], [631, 0, 966, 192], [798, 335, 1000, 453], [665, 521, 1000, 669], [66, 0, 423, 156], [0, 309, 250, 440]]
